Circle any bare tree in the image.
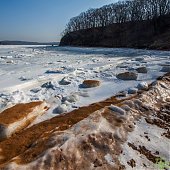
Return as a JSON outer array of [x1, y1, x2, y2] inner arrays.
[[62, 0, 170, 35]]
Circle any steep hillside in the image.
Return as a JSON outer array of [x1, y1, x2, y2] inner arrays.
[[60, 14, 170, 50]]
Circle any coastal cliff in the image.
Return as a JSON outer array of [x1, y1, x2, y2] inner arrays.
[[60, 14, 170, 50]]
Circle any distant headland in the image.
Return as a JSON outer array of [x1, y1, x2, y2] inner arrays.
[[60, 0, 170, 50]]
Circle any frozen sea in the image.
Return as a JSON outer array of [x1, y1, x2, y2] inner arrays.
[[0, 45, 170, 123]]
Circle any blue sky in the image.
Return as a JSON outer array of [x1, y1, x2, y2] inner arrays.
[[0, 0, 117, 42]]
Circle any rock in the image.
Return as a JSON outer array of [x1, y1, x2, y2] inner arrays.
[[0, 101, 48, 141], [0, 73, 170, 170], [0, 124, 7, 140], [6, 60, 14, 64], [116, 91, 127, 97], [62, 94, 79, 103], [19, 76, 28, 81], [116, 72, 138, 80], [109, 105, 126, 116], [30, 88, 41, 93], [62, 100, 70, 106], [127, 159, 136, 168], [1, 56, 13, 59], [135, 57, 144, 61], [59, 77, 71, 85], [45, 69, 63, 74], [136, 67, 147, 73], [165, 61, 170, 65], [128, 88, 138, 94], [121, 105, 131, 111], [161, 66, 170, 72], [41, 81, 59, 90], [166, 97, 170, 102], [53, 104, 68, 114], [117, 65, 128, 68], [137, 82, 148, 90], [82, 80, 100, 88], [46, 67, 75, 74], [128, 67, 136, 71]]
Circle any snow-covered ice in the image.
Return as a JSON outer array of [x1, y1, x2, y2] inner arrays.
[[0, 45, 170, 123]]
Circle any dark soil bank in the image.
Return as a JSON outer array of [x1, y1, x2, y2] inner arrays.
[[60, 14, 170, 50]]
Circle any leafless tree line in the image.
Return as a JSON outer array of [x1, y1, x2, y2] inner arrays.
[[63, 0, 170, 35]]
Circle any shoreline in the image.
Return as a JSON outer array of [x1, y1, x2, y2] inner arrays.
[[0, 73, 169, 169]]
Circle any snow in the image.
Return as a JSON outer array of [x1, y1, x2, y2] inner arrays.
[[4, 102, 47, 138], [0, 45, 170, 124], [128, 87, 138, 94], [104, 153, 115, 166], [119, 118, 170, 170], [0, 73, 169, 169], [53, 104, 69, 114], [137, 81, 148, 90], [109, 105, 126, 116]]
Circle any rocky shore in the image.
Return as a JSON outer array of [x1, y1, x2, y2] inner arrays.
[[0, 73, 169, 170]]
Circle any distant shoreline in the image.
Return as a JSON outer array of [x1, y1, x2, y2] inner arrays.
[[58, 45, 170, 51], [0, 41, 59, 46]]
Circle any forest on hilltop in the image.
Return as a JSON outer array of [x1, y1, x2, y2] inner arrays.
[[60, 0, 170, 50], [62, 0, 170, 35]]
